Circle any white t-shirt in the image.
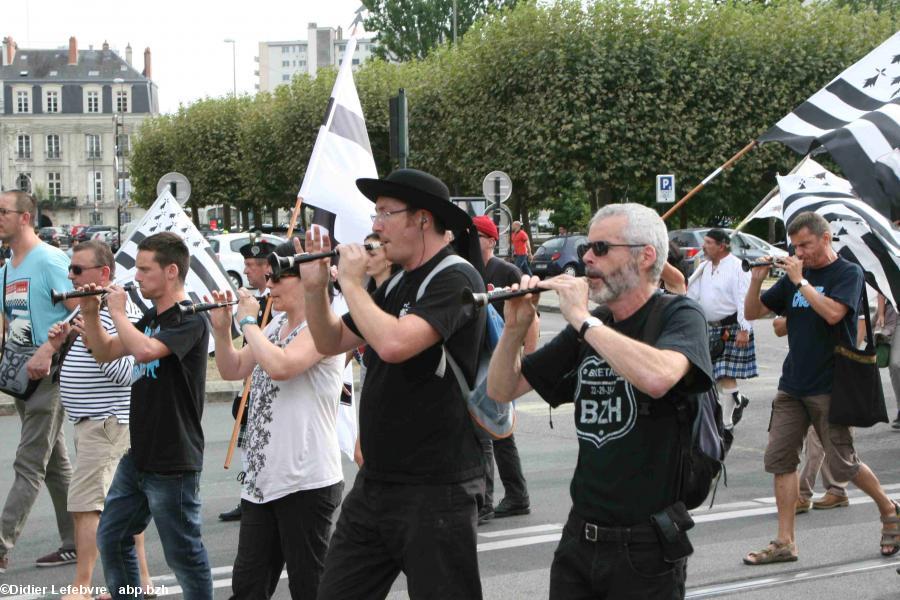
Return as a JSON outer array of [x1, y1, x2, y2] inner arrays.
[[242, 313, 344, 504], [686, 253, 753, 330]]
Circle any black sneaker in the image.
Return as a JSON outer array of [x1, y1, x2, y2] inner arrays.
[[35, 548, 77, 568], [477, 505, 495, 525], [494, 498, 531, 518], [731, 392, 750, 426], [218, 504, 242, 522]]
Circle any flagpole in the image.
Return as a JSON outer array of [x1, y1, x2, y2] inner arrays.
[[224, 194, 306, 469], [661, 140, 758, 222], [731, 155, 811, 233]]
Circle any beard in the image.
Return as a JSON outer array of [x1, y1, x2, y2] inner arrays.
[[587, 259, 641, 305]]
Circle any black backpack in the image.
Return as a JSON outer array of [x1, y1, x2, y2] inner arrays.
[[637, 293, 727, 510]]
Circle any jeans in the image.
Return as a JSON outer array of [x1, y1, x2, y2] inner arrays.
[[98, 452, 212, 600], [549, 511, 687, 600], [513, 254, 533, 276], [316, 473, 483, 600], [231, 482, 343, 600], [0, 377, 74, 558]]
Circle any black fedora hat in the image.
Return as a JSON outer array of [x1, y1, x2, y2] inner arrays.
[[356, 168, 472, 231]]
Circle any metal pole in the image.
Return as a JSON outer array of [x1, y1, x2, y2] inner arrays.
[[453, 0, 458, 45], [224, 39, 236, 98]]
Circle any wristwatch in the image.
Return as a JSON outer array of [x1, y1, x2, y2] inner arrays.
[[239, 316, 258, 331], [797, 278, 810, 289], [578, 316, 604, 340]]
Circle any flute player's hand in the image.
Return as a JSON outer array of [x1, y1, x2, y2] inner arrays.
[[297, 230, 331, 291]]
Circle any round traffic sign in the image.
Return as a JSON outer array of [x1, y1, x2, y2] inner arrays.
[[482, 171, 512, 204], [156, 172, 192, 206]]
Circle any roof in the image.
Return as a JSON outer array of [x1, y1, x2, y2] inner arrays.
[[0, 48, 149, 83]]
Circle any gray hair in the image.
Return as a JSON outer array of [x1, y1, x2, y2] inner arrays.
[[787, 211, 829, 238], [589, 203, 668, 281]]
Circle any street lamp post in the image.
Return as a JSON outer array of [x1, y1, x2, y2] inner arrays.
[[113, 77, 125, 250], [224, 39, 236, 98]]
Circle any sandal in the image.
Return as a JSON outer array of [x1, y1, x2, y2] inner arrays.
[[880, 500, 900, 557], [743, 539, 798, 565]]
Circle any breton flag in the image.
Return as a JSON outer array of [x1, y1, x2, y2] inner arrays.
[[777, 171, 900, 307], [759, 32, 900, 219], [298, 36, 377, 245], [114, 189, 238, 350]]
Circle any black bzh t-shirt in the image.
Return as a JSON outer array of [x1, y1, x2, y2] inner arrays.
[[344, 246, 486, 484], [761, 256, 862, 396], [130, 302, 210, 472], [483, 256, 523, 317], [521, 293, 713, 526]]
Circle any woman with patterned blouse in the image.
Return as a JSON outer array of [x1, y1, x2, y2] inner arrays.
[[209, 241, 344, 599]]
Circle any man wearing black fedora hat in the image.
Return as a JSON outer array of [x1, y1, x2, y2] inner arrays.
[[299, 168, 487, 599]]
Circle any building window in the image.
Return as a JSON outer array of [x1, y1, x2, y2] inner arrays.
[[282, 74, 291, 81], [86, 134, 102, 159], [90, 211, 103, 225], [89, 171, 103, 202], [282, 60, 290, 67], [16, 173, 31, 192], [299, 60, 306, 67], [116, 133, 130, 156], [16, 90, 29, 113], [121, 211, 132, 224], [352, 59, 360, 65], [46, 134, 60, 159], [46, 90, 59, 113], [48, 172, 61, 200], [116, 90, 128, 113], [282, 46, 289, 54], [87, 91, 100, 113], [16, 134, 31, 159]]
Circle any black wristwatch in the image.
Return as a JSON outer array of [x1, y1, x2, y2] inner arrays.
[[578, 316, 603, 340]]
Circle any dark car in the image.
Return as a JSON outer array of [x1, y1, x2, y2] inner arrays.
[[38, 227, 71, 247], [531, 234, 588, 278]]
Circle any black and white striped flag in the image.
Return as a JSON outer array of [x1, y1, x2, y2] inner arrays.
[[778, 172, 900, 307], [114, 189, 238, 351], [761, 32, 900, 219], [298, 36, 376, 245]]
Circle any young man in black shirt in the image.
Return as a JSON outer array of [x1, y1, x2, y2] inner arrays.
[[487, 203, 713, 599], [743, 211, 899, 565], [300, 169, 486, 599], [472, 215, 535, 522], [80, 232, 213, 599]]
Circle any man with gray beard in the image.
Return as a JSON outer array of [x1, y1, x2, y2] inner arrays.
[[487, 203, 713, 599]]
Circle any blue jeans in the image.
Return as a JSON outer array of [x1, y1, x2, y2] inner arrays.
[[514, 254, 533, 276], [98, 452, 212, 600]]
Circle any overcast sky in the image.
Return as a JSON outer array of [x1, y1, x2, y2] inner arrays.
[[4, 0, 369, 114]]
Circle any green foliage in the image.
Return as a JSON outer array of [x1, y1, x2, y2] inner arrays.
[[129, 0, 897, 229], [362, 0, 519, 61]]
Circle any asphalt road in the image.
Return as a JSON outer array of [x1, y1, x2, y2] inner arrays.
[[1, 311, 899, 599]]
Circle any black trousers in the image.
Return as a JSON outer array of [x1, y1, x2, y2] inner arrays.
[[316, 473, 483, 600], [549, 511, 687, 600], [479, 434, 529, 507], [230, 482, 343, 600]]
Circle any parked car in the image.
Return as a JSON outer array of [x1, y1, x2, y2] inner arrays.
[[531, 234, 588, 278], [38, 227, 71, 248], [208, 232, 287, 289], [668, 228, 788, 277], [69, 224, 88, 240], [74, 225, 113, 243], [91, 230, 120, 251]]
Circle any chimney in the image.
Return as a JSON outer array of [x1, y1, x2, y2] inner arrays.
[[142, 47, 152, 79], [102, 40, 109, 51], [68, 36, 77, 65], [5, 36, 15, 65], [125, 43, 132, 66]]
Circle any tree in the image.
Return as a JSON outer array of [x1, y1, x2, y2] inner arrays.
[[362, 0, 518, 61]]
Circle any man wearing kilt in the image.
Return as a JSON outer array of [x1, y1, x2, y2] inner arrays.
[[687, 229, 757, 427]]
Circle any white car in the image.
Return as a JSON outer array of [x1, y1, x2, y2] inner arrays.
[[208, 233, 287, 289]]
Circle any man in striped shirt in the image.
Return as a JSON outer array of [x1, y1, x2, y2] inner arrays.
[[47, 241, 151, 599]]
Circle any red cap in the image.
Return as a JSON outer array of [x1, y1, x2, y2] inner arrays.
[[472, 215, 499, 241]]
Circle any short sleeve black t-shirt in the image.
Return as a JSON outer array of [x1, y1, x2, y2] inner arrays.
[[483, 256, 523, 317], [761, 257, 862, 396], [130, 302, 210, 472], [521, 293, 713, 526], [343, 246, 486, 484]]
